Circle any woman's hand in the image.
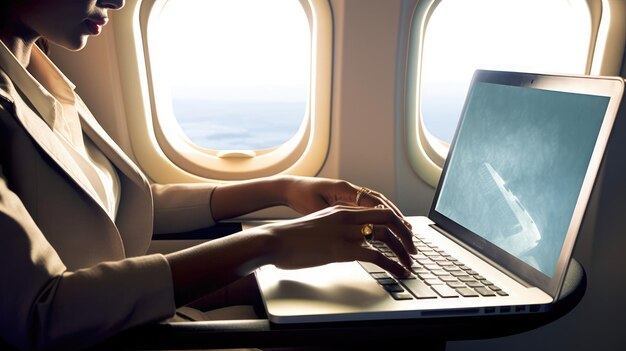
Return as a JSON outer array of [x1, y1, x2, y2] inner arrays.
[[260, 204, 417, 277], [167, 204, 416, 306], [283, 175, 405, 212], [281, 176, 412, 229], [210, 175, 411, 231]]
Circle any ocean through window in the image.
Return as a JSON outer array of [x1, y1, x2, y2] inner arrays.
[[156, 0, 311, 150]]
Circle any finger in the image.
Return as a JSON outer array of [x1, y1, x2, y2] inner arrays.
[[349, 208, 416, 255], [372, 202, 412, 231], [375, 198, 412, 230], [364, 191, 402, 215], [356, 190, 412, 230], [369, 226, 413, 269], [353, 246, 411, 278]]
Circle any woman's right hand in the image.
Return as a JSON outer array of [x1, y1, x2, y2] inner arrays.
[[260, 205, 416, 278], [167, 204, 416, 306]]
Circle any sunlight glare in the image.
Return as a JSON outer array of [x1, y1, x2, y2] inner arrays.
[[420, 0, 591, 143]]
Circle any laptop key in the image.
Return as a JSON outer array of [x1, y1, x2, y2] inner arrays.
[[451, 270, 469, 277], [377, 278, 398, 285], [415, 258, 433, 265], [417, 273, 437, 280], [458, 275, 477, 283], [466, 281, 485, 288], [382, 284, 405, 293], [371, 272, 391, 279], [475, 287, 497, 296], [455, 287, 480, 297], [423, 278, 444, 285], [430, 269, 450, 276], [359, 261, 385, 273], [488, 285, 502, 291], [411, 265, 429, 274], [391, 292, 414, 300], [439, 276, 459, 283], [399, 278, 438, 299], [432, 285, 459, 298], [430, 256, 448, 262], [446, 281, 466, 289]]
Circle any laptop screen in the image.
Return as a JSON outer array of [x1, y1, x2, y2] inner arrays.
[[429, 70, 623, 297]]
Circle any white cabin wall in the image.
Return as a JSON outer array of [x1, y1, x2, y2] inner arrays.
[[321, 0, 400, 199], [322, 0, 435, 216]]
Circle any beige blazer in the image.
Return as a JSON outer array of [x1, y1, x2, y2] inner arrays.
[[0, 69, 218, 351]]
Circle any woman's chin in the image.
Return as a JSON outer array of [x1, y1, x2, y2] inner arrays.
[[52, 36, 90, 52]]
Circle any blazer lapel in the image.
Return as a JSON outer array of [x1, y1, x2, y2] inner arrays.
[[1, 81, 154, 258], [1, 88, 109, 215], [75, 95, 154, 257], [75, 95, 149, 188]]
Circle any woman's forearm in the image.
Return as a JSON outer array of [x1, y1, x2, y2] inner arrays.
[[165, 204, 416, 307], [165, 226, 277, 307], [210, 176, 292, 221]]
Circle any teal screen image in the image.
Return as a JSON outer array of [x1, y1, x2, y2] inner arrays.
[[435, 82, 609, 277]]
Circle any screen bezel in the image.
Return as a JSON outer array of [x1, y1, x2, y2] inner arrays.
[[428, 69, 624, 298]]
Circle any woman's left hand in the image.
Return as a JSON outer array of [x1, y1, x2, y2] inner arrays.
[[210, 175, 410, 229], [282, 176, 409, 224]]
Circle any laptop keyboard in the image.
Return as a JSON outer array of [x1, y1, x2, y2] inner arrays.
[[361, 234, 509, 301]]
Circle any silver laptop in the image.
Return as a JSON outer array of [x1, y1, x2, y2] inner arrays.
[[253, 70, 625, 323]]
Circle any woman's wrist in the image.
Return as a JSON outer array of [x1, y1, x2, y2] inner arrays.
[[210, 176, 295, 221], [166, 225, 279, 306], [272, 175, 297, 208]]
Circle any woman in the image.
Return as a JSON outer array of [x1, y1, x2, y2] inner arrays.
[[0, 1, 416, 350]]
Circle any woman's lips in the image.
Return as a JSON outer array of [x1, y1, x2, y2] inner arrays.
[[85, 18, 108, 35]]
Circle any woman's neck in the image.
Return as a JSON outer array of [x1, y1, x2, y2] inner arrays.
[[0, 19, 39, 67], [0, 36, 34, 67]]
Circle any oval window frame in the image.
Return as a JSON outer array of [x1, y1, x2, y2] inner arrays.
[[113, 0, 333, 182]]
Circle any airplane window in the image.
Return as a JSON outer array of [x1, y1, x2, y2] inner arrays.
[[154, 0, 310, 151], [135, 0, 330, 180], [420, 0, 591, 144]]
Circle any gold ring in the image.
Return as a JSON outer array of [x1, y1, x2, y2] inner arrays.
[[361, 224, 374, 241], [355, 187, 372, 206]]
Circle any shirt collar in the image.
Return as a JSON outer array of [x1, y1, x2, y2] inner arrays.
[[0, 40, 76, 129]]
